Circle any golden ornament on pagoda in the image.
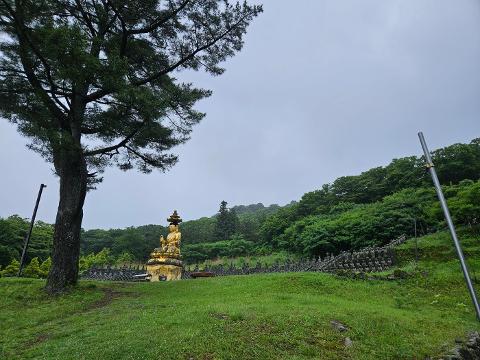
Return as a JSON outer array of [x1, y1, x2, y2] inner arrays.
[[146, 210, 183, 281]]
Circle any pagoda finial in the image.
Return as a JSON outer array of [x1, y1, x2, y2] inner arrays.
[[167, 210, 182, 225]]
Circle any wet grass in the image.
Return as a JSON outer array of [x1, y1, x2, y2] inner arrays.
[[1, 231, 480, 359]]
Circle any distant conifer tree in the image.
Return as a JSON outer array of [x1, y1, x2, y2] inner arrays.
[[215, 201, 239, 240]]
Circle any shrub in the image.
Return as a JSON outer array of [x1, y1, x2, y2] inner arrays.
[[39, 257, 51, 278], [23, 257, 42, 278], [115, 252, 135, 266], [1, 259, 19, 277], [79, 248, 115, 272]]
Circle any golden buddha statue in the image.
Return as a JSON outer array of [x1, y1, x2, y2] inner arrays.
[[146, 210, 183, 281], [163, 223, 181, 256]]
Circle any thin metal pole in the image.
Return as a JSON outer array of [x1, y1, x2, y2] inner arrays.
[[418, 132, 480, 320], [414, 218, 419, 264], [18, 184, 46, 276]]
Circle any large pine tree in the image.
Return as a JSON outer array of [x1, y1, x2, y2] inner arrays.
[[0, 0, 261, 293]]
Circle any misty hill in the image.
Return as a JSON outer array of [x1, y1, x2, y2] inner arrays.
[[1, 138, 480, 267]]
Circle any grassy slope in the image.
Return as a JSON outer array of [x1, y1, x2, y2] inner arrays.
[[186, 251, 297, 270], [1, 230, 480, 360]]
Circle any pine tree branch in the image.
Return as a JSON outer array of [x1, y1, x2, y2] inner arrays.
[[125, 145, 166, 169], [2, 0, 69, 124], [127, 0, 192, 35], [73, 0, 98, 37], [83, 125, 143, 156], [84, 12, 252, 103]]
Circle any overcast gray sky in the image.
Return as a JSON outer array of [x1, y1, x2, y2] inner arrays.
[[1, 0, 480, 229]]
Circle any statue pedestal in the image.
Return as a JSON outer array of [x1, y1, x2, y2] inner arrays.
[[146, 258, 182, 281]]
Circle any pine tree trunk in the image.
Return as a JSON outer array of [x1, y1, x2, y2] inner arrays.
[[45, 148, 87, 294]]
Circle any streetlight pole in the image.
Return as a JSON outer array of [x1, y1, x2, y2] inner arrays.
[[18, 184, 46, 277], [418, 132, 480, 320]]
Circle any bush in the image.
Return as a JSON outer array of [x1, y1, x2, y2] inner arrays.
[[79, 248, 115, 272], [0, 257, 51, 279], [23, 257, 42, 278], [115, 252, 135, 266], [39, 257, 51, 278], [1, 259, 19, 277]]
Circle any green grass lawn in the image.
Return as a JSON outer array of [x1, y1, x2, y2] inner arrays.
[[1, 231, 480, 359]]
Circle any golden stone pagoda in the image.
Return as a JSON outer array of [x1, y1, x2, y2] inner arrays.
[[146, 210, 183, 281]]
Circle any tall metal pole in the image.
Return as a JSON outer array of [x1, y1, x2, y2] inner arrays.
[[414, 218, 419, 264], [418, 132, 480, 320], [18, 184, 46, 277]]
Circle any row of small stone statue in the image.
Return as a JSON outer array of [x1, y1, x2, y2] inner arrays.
[[82, 235, 406, 281], [183, 235, 405, 277], [183, 244, 399, 278]]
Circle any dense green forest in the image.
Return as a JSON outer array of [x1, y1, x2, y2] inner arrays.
[[0, 202, 281, 268], [1, 138, 479, 270]]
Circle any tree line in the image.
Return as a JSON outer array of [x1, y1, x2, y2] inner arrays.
[[0, 201, 279, 268]]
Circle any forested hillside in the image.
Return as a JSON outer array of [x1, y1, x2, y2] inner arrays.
[[1, 138, 479, 269], [259, 138, 480, 256]]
